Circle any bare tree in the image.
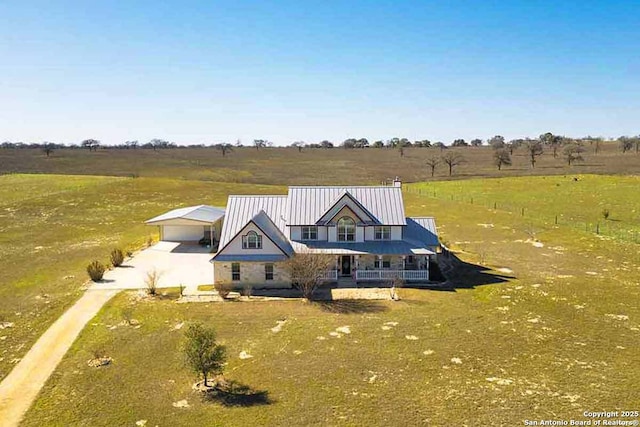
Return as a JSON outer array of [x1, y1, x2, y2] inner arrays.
[[441, 152, 465, 176], [291, 141, 304, 152], [524, 140, 544, 168], [183, 323, 226, 388], [563, 143, 585, 165], [215, 143, 234, 157], [487, 135, 505, 149], [618, 136, 633, 153], [42, 142, 55, 157], [253, 139, 267, 150], [425, 156, 440, 177], [81, 139, 100, 151], [124, 140, 138, 149], [285, 251, 335, 300], [540, 132, 563, 158], [493, 148, 512, 170]]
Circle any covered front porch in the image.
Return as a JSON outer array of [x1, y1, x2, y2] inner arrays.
[[320, 254, 432, 283]]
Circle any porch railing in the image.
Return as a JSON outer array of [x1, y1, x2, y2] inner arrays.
[[319, 270, 338, 281], [355, 270, 429, 281]]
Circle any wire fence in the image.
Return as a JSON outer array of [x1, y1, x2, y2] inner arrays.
[[405, 186, 640, 245]]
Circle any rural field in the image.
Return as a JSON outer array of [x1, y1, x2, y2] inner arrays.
[[1, 142, 639, 185], [0, 164, 635, 425]]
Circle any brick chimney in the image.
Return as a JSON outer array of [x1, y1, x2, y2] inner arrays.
[[393, 176, 402, 188]]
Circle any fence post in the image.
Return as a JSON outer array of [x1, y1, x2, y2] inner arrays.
[[555, 215, 558, 225], [471, 197, 473, 204], [494, 202, 497, 210], [521, 207, 524, 216], [596, 222, 600, 234]]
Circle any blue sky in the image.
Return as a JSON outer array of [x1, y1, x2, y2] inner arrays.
[[1, 0, 639, 145]]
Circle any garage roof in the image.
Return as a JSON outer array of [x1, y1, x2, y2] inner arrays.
[[145, 205, 225, 225]]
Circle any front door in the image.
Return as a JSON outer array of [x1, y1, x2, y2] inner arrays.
[[340, 255, 351, 276]]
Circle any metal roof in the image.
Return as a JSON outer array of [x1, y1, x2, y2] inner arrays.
[[404, 217, 439, 246], [291, 240, 435, 255], [217, 196, 289, 249], [145, 205, 225, 224], [287, 186, 406, 226], [213, 254, 288, 262], [250, 210, 294, 256]]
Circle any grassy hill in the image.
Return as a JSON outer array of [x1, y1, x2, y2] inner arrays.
[[1, 142, 639, 185]]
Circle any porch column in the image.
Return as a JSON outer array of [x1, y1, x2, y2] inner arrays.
[[402, 255, 406, 270], [377, 255, 382, 267], [355, 255, 359, 269]]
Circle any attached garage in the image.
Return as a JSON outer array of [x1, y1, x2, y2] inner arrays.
[[145, 205, 225, 248]]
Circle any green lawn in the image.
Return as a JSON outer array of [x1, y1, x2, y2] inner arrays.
[[0, 174, 284, 381], [21, 176, 640, 426]]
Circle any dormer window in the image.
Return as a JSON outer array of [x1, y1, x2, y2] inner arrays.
[[242, 231, 262, 249], [337, 217, 355, 241], [301, 226, 318, 240], [374, 226, 391, 240]]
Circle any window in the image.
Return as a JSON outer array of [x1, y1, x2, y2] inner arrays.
[[337, 217, 355, 241], [374, 226, 391, 240], [374, 257, 391, 269], [242, 231, 262, 249], [265, 263, 274, 281], [301, 226, 318, 240], [231, 263, 240, 281]]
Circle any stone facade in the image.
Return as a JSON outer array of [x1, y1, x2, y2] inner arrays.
[[213, 261, 291, 289]]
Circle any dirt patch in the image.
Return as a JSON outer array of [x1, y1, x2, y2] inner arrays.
[[87, 357, 112, 368]]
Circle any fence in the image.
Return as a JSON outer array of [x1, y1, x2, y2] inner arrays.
[[404, 186, 640, 245]]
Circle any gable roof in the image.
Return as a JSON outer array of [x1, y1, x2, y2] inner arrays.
[[145, 205, 225, 224], [404, 217, 439, 246], [317, 191, 377, 225], [287, 186, 406, 226], [216, 196, 290, 251]]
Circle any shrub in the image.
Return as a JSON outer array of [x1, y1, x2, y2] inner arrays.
[[602, 209, 610, 220], [87, 260, 106, 282], [242, 284, 253, 298], [145, 269, 161, 295], [110, 248, 124, 267], [214, 281, 232, 299]]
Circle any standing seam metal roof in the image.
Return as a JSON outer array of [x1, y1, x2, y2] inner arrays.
[[217, 196, 288, 249], [145, 205, 225, 224], [287, 186, 406, 225]]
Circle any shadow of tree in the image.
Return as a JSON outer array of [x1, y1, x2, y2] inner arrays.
[[313, 299, 388, 314], [203, 381, 273, 407]]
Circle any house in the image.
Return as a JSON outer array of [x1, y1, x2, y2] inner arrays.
[[145, 205, 225, 247], [211, 179, 440, 288]]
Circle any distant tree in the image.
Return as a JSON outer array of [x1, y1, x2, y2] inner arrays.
[[413, 139, 431, 148], [386, 137, 410, 148], [563, 143, 585, 165], [487, 135, 505, 149], [372, 140, 384, 148], [618, 136, 636, 153], [149, 139, 172, 150], [451, 139, 468, 147], [493, 148, 512, 170], [635, 136, 640, 153], [398, 138, 412, 148], [285, 251, 335, 300], [319, 140, 334, 149], [506, 139, 523, 154], [470, 138, 483, 147], [291, 141, 304, 152], [253, 139, 267, 150], [124, 140, 138, 149], [183, 323, 226, 388], [215, 143, 234, 157], [235, 139, 243, 147], [81, 139, 100, 151], [441, 152, 465, 176], [433, 142, 446, 151], [1, 141, 16, 149], [539, 132, 563, 158], [355, 138, 369, 148], [42, 142, 55, 157], [524, 139, 544, 168], [425, 156, 440, 177], [341, 138, 357, 149]]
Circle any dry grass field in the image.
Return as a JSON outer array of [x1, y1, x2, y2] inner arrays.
[[1, 142, 638, 185]]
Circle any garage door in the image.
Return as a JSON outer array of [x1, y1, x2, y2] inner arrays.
[[162, 225, 205, 242]]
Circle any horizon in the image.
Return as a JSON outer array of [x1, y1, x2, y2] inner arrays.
[[1, 1, 639, 145]]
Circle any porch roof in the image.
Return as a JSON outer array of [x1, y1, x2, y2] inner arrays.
[[291, 240, 435, 256], [212, 254, 288, 262]]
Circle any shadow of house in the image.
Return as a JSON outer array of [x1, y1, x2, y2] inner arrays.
[[436, 250, 513, 291], [203, 381, 273, 407]]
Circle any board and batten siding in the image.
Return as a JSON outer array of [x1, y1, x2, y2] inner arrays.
[[288, 226, 329, 241], [217, 222, 285, 256]]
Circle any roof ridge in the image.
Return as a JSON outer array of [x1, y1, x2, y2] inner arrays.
[[228, 195, 287, 198]]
